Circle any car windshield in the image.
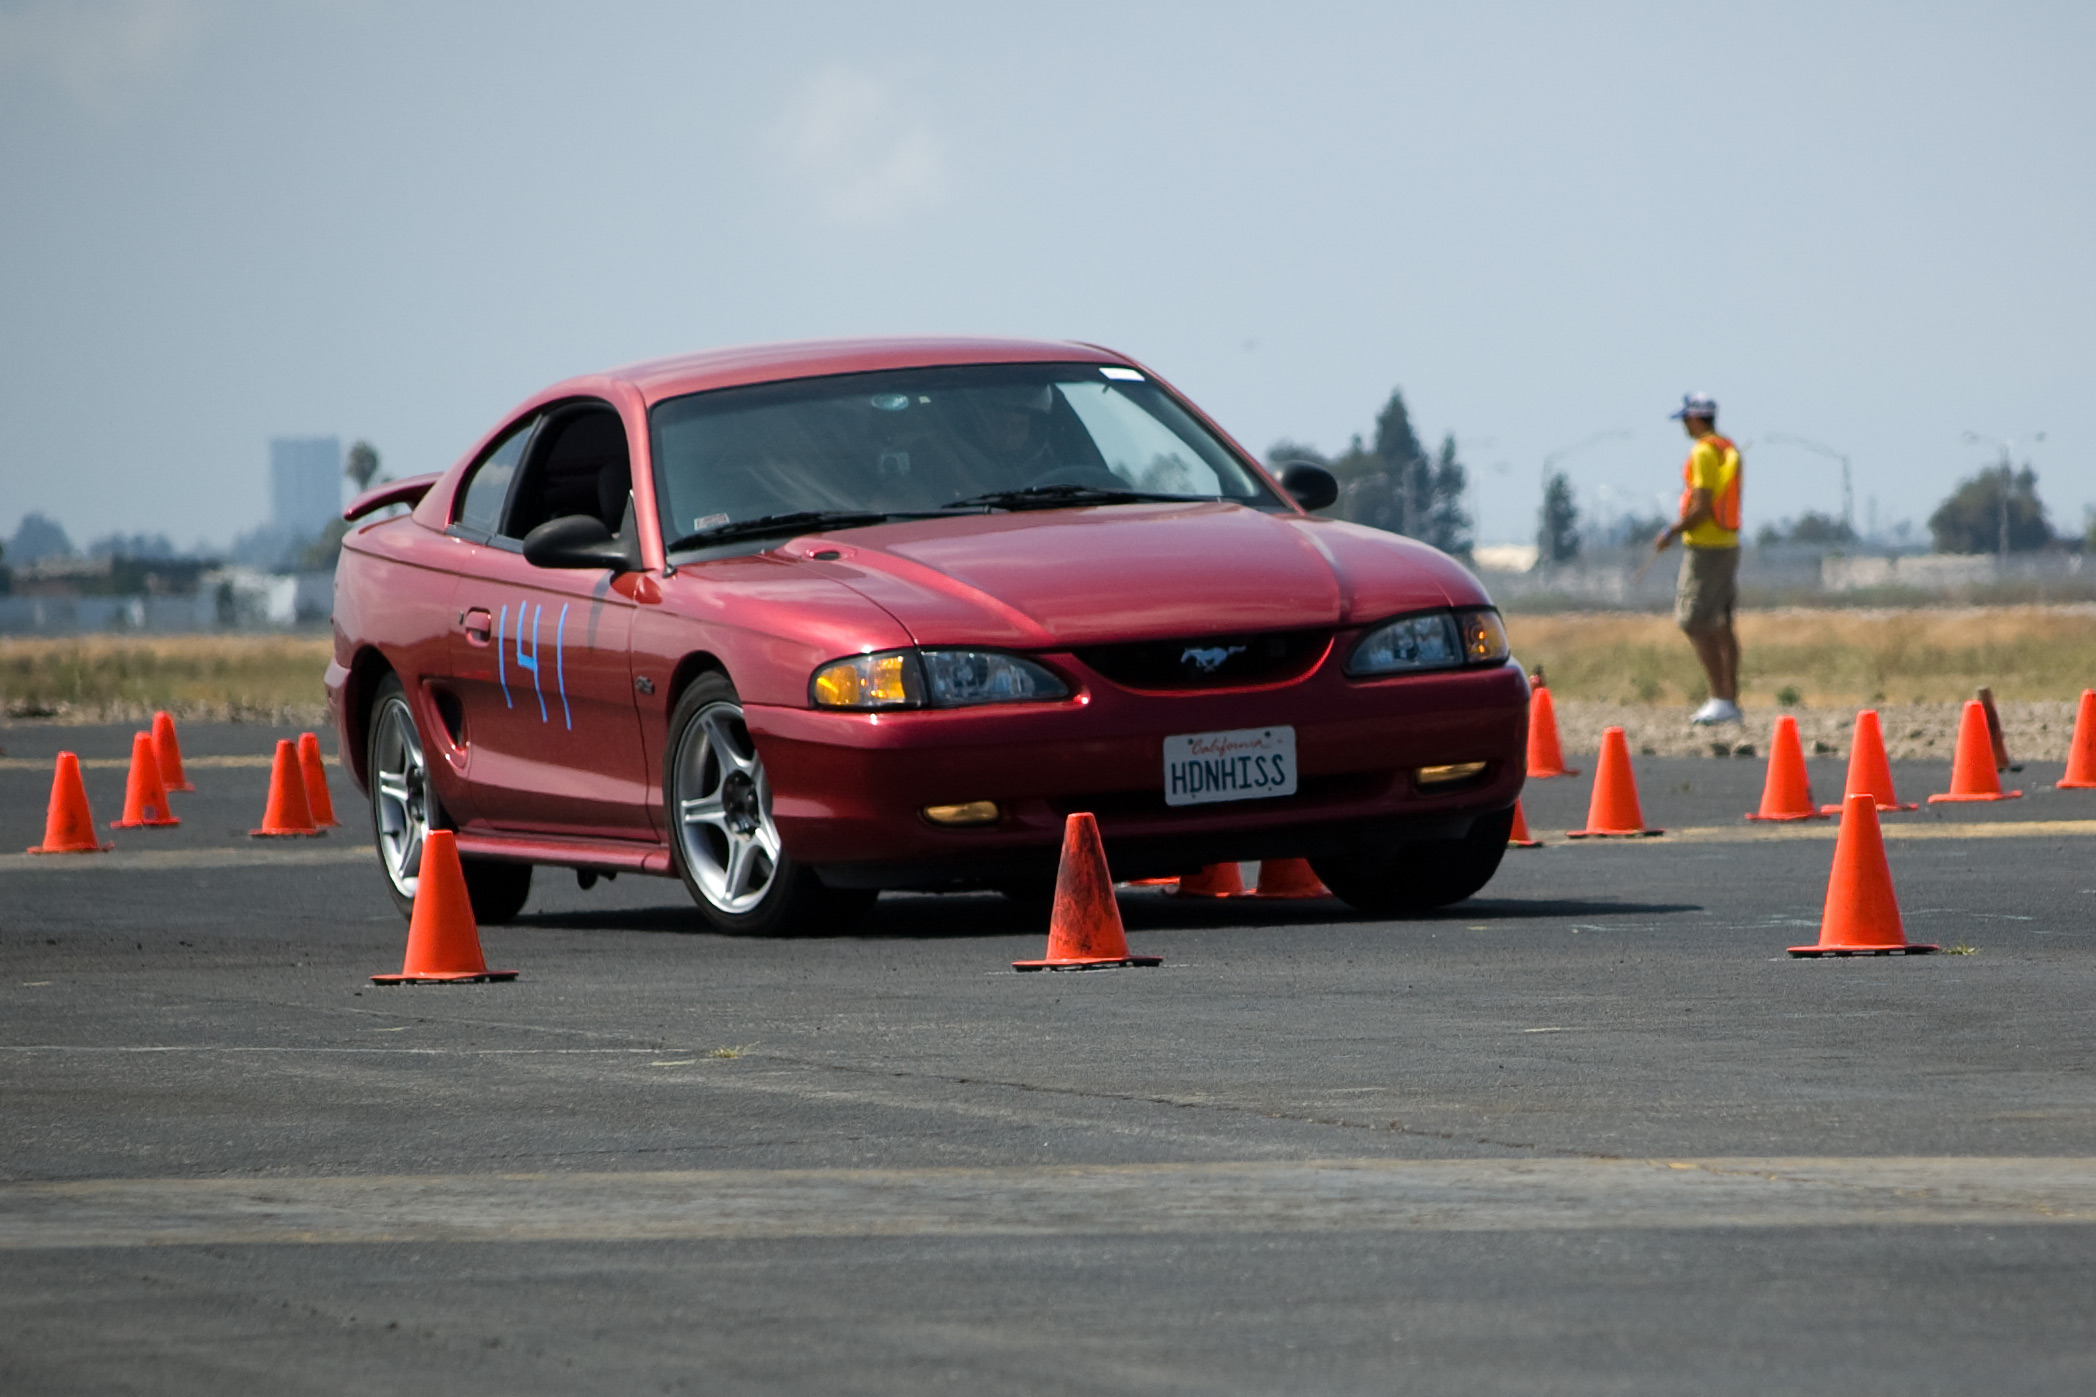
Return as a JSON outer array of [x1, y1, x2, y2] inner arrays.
[[649, 363, 1277, 549]]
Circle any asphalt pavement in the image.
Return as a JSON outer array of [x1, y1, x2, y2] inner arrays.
[[2, 723, 2093, 1394]]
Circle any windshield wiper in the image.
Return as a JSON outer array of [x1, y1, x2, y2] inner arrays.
[[943, 484, 1204, 511], [666, 510, 939, 552]]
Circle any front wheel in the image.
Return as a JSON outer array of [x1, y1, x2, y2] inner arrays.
[[1311, 806, 1515, 917], [665, 673, 876, 936]]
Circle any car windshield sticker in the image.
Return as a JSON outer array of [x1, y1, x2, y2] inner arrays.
[[496, 601, 572, 728], [1099, 366, 1144, 381]]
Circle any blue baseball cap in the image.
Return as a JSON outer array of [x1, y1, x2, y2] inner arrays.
[[1669, 392, 1718, 420]]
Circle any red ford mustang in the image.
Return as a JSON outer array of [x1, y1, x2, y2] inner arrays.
[[327, 337, 1529, 934]]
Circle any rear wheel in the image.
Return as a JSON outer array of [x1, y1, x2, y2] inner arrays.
[[666, 673, 876, 936], [1311, 806, 1515, 917], [366, 673, 532, 924]]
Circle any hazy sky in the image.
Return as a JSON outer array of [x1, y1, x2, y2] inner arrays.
[[2, 0, 2090, 552]]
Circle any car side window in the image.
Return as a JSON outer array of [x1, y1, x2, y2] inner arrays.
[[502, 404, 632, 542], [454, 421, 535, 537]]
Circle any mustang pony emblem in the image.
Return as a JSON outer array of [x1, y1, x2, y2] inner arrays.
[[1181, 644, 1247, 675]]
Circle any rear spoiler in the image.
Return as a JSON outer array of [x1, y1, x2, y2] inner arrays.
[[344, 473, 440, 522]]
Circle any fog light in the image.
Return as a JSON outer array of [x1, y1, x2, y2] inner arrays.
[[923, 800, 1001, 827], [1415, 761, 1488, 788]]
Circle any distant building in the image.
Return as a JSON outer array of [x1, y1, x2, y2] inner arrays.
[[270, 437, 341, 538]]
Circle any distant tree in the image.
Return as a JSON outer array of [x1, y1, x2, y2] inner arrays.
[[8, 512, 75, 565], [1927, 462, 2052, 554], [1538, 471, 1580, 564], [1264, 439, 1330, 471], [1755, 511, 1856, 547], [1266, 388, 1471, 552], [1602, 512, 1672, 548], [345, 441, 382, 494]]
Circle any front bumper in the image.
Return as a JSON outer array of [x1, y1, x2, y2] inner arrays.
[[745, 658, 1529, 890]]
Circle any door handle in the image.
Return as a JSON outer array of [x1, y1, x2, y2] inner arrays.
[[460, 607, 493, 645]]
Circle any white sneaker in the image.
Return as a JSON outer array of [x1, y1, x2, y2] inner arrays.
[[1688, 698, 1743, 726]]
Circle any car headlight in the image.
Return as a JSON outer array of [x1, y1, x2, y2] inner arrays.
[[1346, 608, 1508, 676], [919, 649, 1068, 705], [811, 649, 1068, 709]]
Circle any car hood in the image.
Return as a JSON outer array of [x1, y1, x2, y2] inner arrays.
[[775, 502, 1487, 648]]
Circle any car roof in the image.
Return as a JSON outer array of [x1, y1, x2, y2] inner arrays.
[[596, 336, 1129, 406]]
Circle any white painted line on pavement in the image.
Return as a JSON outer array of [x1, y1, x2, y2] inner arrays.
[[3, 1156, 2093, 1248]]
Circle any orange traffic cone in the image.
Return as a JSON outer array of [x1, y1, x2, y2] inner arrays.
[[1014, 813, 1162, 971], [1928, 700, 2023, 804], [1566, 727, 1662, 837], [27, 752, 112, 854], [372, 830, 519, 983], [1526, 684, 1579, 778], [1172, 862, 1247, 898], [1790, 794, 1936, 956], [250, 739, 323, 837], [1820, 709, 1918, 814], [297, 732, 339, 827], [152, 711, 192, 792], [110, 731, 179, 828], [1508, 799, 1542, 847], [2057, 690, 2096, 790], [1251, 858, 1330, 898], [1746, 714, 1824, 821]]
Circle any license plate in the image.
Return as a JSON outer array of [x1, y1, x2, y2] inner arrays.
[[1163, 726, 1298, 807]]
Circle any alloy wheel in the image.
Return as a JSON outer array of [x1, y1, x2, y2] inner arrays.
[[673, 700, 782, 914]]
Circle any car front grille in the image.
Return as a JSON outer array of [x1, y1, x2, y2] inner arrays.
[[1073, 629, 1331, 691]]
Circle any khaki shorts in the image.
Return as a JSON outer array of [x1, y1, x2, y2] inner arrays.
[[1675, 545, 1739, 635]]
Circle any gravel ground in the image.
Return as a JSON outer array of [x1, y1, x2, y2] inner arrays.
[[1552, 698, 2082, 762]]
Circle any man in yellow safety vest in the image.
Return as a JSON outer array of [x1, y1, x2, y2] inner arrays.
[[1651, 392, 1742, 725]]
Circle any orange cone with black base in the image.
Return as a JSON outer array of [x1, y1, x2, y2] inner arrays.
[[110, 731, 179, 828], [1172, 862, 1246, 897], [27, 752, 111, 854], [1746, 714, 1824, 821], [1508, 799, 1541, 847], [1566, 727, 1662, 837], [1526, 685, 1578, 778], [2057, 690, 2096, 790], [151, 711, 192, 792], [372, 830, 518, 983], [1928, 700, 2023, 804], [297, 732, 339, 827], [1790, 794, 1936, 957], [1821, 709, 1917, 814], [1252, 858, 1330, 898], [250, 739, 322, 837], [1014, 813, 1161, 971]]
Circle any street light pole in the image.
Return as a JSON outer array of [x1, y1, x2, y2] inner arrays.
[[1763, 432, 1854, 537]]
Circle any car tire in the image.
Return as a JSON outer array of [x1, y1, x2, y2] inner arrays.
[[366, 672, 533, 924], [665, 672, 876, 936], [1311, 805, 1516, 917]]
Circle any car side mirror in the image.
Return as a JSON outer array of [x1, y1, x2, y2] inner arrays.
[[1279, 462, 1339, 512], [522, 514, 631, 572]]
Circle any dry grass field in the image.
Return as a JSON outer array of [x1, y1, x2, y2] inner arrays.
[[1506, 605, 2096, 708], [0, 635, 334, 724], [1, 608, 2091, 760]]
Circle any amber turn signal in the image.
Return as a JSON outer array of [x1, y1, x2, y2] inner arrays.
[[922, 801, 1001, 827]]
